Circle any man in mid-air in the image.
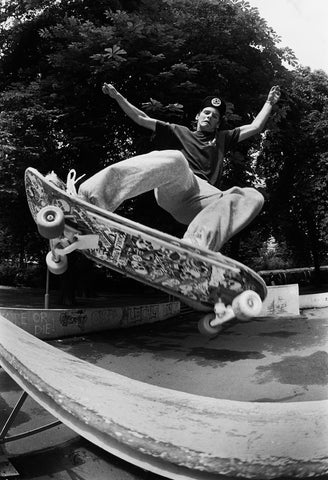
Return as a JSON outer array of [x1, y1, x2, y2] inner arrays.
[[79, 83, 280, 252]]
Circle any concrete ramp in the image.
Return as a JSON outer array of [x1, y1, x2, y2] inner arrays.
[[0, 314, 327, 479]]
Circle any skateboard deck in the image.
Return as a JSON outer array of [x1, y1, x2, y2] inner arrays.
[[25, 168, 267, 332]]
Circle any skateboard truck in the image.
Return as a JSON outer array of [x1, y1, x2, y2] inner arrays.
[[36, 205, 99, 275], [198, 290, 263, 337]]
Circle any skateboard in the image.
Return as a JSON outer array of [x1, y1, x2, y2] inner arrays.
[[25, 167, 267, 336]]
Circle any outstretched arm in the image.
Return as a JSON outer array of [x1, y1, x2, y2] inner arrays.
[[238, 85, 281, 142], [102, 83, 156, 131]]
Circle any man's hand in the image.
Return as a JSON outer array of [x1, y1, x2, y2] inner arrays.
[[238, 85, 281, 142], [102, 83, 119, 99], [267, 85, 281, 105]]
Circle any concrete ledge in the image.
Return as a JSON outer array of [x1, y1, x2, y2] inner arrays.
[[260, 284, 300, 317], [300, 292, 328, 309], [0, 302, 180, 340], [259, 286, 328, 318], [300, 291, 328, 319], [0, 314, 327, 479]]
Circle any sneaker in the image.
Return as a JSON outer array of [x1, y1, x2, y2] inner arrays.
[[45, 171, 66, 190], [45, 170, 85, 197]]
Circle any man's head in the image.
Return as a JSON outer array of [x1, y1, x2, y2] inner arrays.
[[196, 96, 226, 132]]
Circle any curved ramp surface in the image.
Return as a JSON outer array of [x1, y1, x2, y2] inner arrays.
[[0, 314, 327, 479], [54, 312, 328, 403]]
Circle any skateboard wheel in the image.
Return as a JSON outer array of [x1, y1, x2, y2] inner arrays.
[[36, 206, 65, 239], [232, 290, 262, 320], [46, 251, 68, 275], [198, 314, 222, 337]]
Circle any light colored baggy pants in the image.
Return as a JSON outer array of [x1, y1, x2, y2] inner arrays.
[[78, 150, 264, 251]]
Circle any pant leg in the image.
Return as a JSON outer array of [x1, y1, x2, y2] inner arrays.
[[79, 152, 264, 252], [182, 185, 264, 251], [78, 150, 194, 211], [155, 175, 222, 224]]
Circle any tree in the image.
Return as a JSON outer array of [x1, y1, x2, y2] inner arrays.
[[257, 67, 328, 277], [1, 0, 311, 279]]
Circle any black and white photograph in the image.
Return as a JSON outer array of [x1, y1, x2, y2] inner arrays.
[[0, 1, 327, 479]]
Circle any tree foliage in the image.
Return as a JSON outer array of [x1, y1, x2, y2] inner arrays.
[[257, 67, 328, 270]]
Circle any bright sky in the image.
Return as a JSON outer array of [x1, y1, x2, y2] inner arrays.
[[247, 0, 328, 73]]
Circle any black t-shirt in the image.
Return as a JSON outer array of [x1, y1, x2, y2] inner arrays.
[[153, 121, 240, 184]]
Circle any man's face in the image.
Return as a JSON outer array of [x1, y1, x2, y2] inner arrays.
[[196, 107, 220, 132]]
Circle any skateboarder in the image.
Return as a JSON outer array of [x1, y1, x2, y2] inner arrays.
[[79, 83, 280, 252]]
